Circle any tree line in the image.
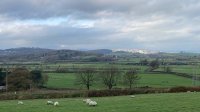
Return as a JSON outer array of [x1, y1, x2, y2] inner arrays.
[[0, 66, 139, 91], [75, 66, 139, 90], [0, 68, 48, 91], [0, 59, 164, 91]]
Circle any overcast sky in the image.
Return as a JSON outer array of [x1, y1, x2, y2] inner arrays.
[[0, 0, 200, 52]]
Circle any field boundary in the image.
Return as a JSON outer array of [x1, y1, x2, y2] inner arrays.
[[152, 71, 200, 81]]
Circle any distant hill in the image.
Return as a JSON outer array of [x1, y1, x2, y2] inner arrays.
[[43, 49, 102, 62], [87, 49, 113, 54], [0, 47, 199, 63], [0, 47, 102, 62], [0, 47, 54, 62], [0, 47, 53, 56]]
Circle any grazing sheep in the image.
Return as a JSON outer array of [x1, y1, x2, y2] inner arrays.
[[47, 101, 54, 105], [88, 101, 97, 106], [130, 95, 135, 98], [18, 101, 24, 105], [85, 99, 92, 104], [54, 101, 59, 106]]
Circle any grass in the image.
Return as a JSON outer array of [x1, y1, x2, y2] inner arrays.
[[171, 65, 200, 75], [46, 73, 77, 89], [157, 65, 200, 75], [46, 73, 199, 89], [138, 73, 198, 87], [0, 93, 200, 112], [1, 62, 148, 73]]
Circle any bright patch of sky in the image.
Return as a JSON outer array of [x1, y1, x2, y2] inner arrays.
[[17, 17, 69, 26]]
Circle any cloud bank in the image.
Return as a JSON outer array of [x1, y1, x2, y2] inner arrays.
[[0, 0, 200, 52]]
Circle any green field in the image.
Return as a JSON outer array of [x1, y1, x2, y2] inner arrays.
[[1, 62, 148, 73], [0, 93, 200, 112], [171, 65, 200, 75], [46, 73, 199, 89], [4, 62, 200, 75], [138, 73, 199, 87], [157, 65, 200, 75], [47, 73, 77, 89]]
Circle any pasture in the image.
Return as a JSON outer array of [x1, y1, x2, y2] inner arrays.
[[46, 73, 199, 89], [3, 61, 200, 76], [0, 93, 200, 112], [170, 65, 200, 75]]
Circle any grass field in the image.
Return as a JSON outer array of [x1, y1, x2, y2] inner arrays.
[[0, 93, 200, 112], [46, 73, 199, 89], [157, 65, 200, 75], [138, 73, 199, 87], [171, 65, 200, 75], [1, 62, 148, 73], [46, 73, 77, 89]]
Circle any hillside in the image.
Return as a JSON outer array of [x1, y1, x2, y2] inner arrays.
[[88, 49, 113, 54], [0, 48, 103, 62], [0, 47, 200, 62]]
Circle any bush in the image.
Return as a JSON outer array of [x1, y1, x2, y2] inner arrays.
[[7, 68, 32, 91], [3, 86, 200, 100], [0, 88, 168, 100], [87, 88, 168, 97], [169, 86, 200, 93]]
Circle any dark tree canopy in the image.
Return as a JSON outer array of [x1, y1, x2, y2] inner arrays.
[[0, 68, 6, 86], [8, 68, 32, 91], [140, 59, 149, 66], [30, 70, 48, 87], [6, 68, 48, 91], [149, 59, 160, 71]]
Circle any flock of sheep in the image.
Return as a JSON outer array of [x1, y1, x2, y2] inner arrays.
[[81, 95, 134, 106], [11, 93, 200, 109], [17, 95, 135, 107], [17, 100, 59, 106], [17, 98, 98, 107], [46, 101, 59, 106], [83, 99, 97, 106]]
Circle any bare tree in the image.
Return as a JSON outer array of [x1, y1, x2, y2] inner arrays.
[[100, 66, 120, 90], [76, 68, 96, 90], [124, 69, 139, 89]]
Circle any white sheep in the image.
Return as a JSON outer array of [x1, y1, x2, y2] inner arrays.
[[85, 99, 92, 104], [130, 95, 135, 98], [187, 91, 191, 93], [88, 101, 97, 106], [18, 101, 24, 105], [47, 101, 54, 105], [54, 101, 59, 106]]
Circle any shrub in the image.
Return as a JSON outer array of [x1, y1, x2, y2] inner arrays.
[[169, 86, 200, 93]]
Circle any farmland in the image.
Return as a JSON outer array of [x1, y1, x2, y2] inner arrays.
[[46, 72, 199, 89], [1, 0, 200, 111], [0, 93, 200, 112], [1, 48, 200, 112]]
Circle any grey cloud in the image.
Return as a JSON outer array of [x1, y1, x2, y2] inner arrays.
[[0, 0, 200, 52], [0, 24, 117, 49], [0, 0, 198, 19]]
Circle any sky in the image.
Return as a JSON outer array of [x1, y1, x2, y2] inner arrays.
[[0, 0, 200, 52]]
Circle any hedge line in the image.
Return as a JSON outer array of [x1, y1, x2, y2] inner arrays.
[[0, 86, 200, 100]]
